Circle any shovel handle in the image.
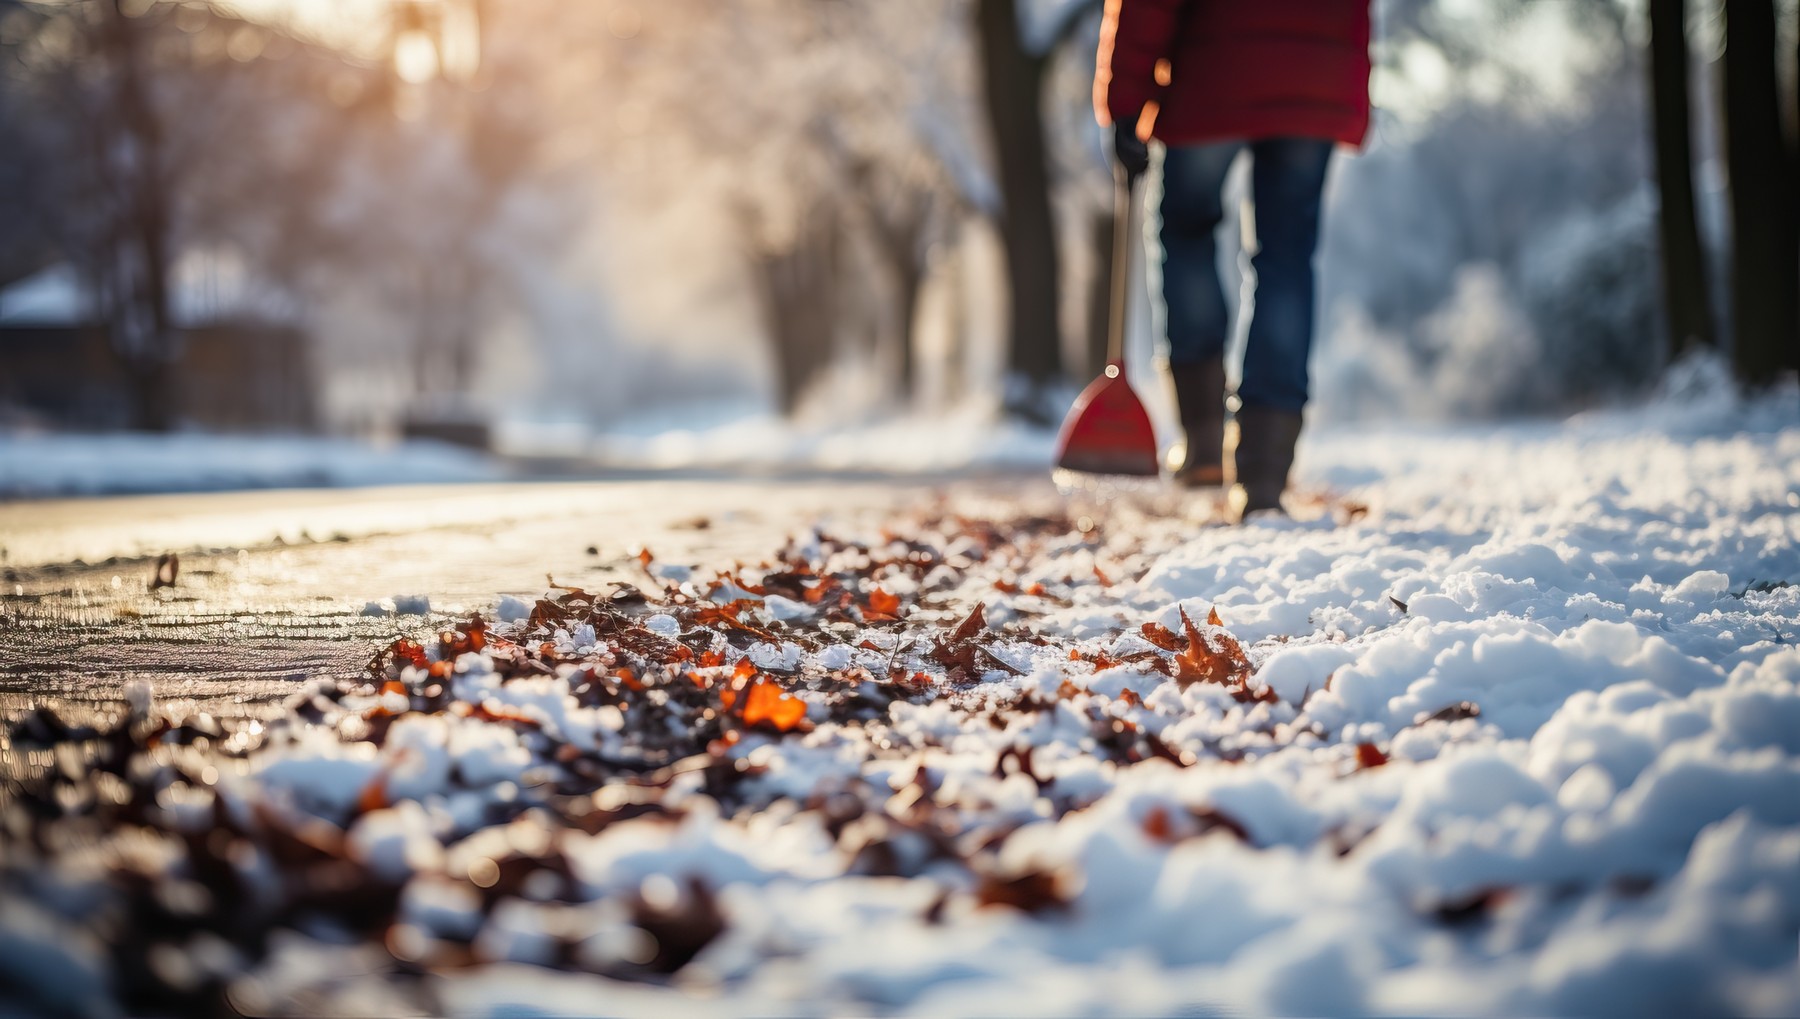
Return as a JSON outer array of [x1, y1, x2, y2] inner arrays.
[[1107, 162, 1143, 375]]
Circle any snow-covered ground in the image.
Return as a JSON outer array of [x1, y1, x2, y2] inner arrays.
[[4, 375, 1798, 1016], [0, 433, 501, 498], [497, 400, 1060, 475]]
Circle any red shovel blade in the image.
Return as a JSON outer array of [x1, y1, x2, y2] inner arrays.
[[1053, 367, 1161, 476]]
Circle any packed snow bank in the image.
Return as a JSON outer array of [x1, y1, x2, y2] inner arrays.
[[0, 433, 502, 497], [4, 384, 1798, 1016]]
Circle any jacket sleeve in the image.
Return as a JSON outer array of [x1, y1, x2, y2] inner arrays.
[[1094, 0, 1189, 129]]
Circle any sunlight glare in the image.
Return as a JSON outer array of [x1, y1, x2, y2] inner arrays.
[[393, 30, 439, 84]]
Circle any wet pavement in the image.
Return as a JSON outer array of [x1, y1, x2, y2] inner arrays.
[[0, 477, 1048, 726]]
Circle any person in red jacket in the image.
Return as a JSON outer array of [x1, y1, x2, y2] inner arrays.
[[1095, 0, 1371, 516]]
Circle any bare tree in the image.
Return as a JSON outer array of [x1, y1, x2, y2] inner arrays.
[[1648, 0, 1716, 356], [1722, 0, 1799, 384], [974, 0, 1104, 417]]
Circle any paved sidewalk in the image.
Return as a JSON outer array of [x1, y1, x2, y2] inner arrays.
[[0, 477, 1052, 724]]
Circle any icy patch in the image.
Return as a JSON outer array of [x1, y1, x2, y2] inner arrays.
[[495, 595, 532, 623], [392, 594, 432, 615]]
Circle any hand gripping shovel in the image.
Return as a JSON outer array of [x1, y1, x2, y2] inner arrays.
[[1053, 164, 1160, 479]]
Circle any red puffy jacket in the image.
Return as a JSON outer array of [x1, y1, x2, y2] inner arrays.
[[1096, 0, 1372, 148]]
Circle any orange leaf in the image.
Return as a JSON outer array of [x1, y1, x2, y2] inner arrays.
[[637, 548, 655, 570], [741, 679, 807, 732], [1094, 565, 1113, 587], [1172, 607, 1252, 689], [1140, 621, 1184, 651], [732, 658, 758, 684], [355, 771, 388, 815], [867, 587, 902, 620], [381, 679, 407, 698], [1207, 605, 1223, 627], [471, 703, 543, 727], [1355, 742, 1388, 769], [389, 639, 430, 671], [697, 649, 727, 669], [1143, 806, 1173, 842]]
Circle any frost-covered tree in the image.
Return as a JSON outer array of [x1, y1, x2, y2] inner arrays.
[[1317, 0, 1662, 418], [545, 0, 984, 415]]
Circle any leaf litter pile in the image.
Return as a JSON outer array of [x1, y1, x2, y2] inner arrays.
[[9, 487, 1778, 1016]]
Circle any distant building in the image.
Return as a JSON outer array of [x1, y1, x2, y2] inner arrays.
[[0, 257, 315, 431]]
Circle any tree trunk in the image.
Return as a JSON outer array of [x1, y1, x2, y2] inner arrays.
[[1791, 2, 1799, 372], [894, 261, 923, 402], [105, 0, 178, 432], [865, 217, 927, 404], [1721, 0, 1799, 385], [975, 0, 1063, 412], [754, 213, 841, 415], [1648, 0, 1715, 356]]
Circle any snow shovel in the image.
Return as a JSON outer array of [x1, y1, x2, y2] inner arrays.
[[1053, 164, 1160, 479]]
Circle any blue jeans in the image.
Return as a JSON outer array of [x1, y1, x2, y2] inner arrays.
[[1156, 137, 1334, 413]]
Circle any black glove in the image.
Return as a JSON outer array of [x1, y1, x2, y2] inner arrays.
[[1113, 116, 1150, 179]]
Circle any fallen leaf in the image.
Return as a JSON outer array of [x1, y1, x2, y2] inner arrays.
[[1142, 806, 1174, 841], [1417, 701, 1481, 724], [629, 876, 726, 973], [866, 587, 903, 621], [1173, 607, 1252, 690], [1140, 621, 1184, 651], [355, 771, 388, 815], [946, 603, 987, 644], [976, 869, 1070, 914], [1355, 742, 1388, 769], [1432, 886, 1511, 925], [1190, 807, 1251, 842], [740, 680, 807, 732]]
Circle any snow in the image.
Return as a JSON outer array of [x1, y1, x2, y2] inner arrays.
[[0, 433, 502, 498], [499, 402, 1058, 476], [5, 378, 1800, 1015]]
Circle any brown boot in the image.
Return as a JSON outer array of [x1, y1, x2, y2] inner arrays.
[[1168, 359, 1226, 488], [1229, 404, 1303, 520]]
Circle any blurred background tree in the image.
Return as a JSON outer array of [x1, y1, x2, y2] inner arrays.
[[1720, 0, 1799, 385], [0, 0, 1793, 442]]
